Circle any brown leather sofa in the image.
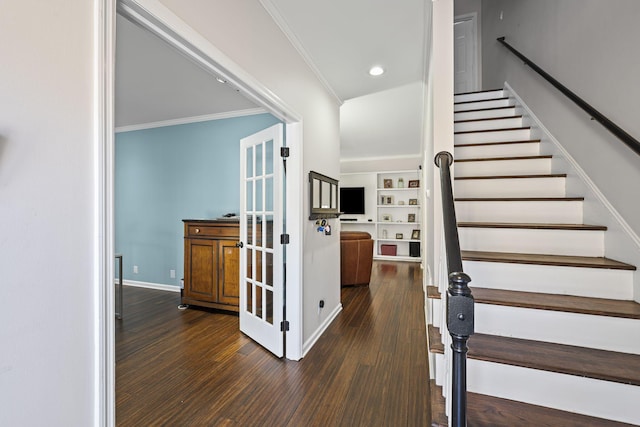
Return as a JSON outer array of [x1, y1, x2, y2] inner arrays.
[[340, 231, 374, 286]]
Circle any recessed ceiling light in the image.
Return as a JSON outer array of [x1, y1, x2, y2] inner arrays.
[[369, 66, 385, 77], [216, 77, 227, 84]]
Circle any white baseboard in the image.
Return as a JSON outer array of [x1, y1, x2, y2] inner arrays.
[[302, 303, 343, 357], [120, 279, 181, 293]]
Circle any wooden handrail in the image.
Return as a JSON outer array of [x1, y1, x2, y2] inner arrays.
[[435, 151, 474, 427], [497, 36, 640, 157]]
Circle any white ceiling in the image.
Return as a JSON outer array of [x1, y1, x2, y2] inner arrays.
[[115, 2, 428, 160], [115, 15, 258, 129]]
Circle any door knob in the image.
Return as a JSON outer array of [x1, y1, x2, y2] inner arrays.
[[236, 241, 244, 248]]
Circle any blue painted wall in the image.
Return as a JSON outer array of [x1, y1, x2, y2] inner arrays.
[[115, 113, 281, 286]]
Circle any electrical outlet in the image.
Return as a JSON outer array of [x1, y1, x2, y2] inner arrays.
[[170, 269, 176, 279], [133, 265, 138, 274]]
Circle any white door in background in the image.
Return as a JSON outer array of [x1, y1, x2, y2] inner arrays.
[[454, 15, 479, 94], [239, 124, 285, 357]]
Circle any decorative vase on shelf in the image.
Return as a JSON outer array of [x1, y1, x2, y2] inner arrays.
[[382, 229, 388, 239], [398, 178, 404, 188]]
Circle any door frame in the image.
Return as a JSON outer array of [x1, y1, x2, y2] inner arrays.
[[96, 0, 304, 424], [454, 12, 481, 92]]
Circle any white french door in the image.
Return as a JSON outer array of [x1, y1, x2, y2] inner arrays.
[[239, 124, 285, 357]]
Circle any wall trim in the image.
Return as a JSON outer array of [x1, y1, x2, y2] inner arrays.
[[259, 0, 343, 105], [302, 303, 343, 357], [340, 153, 423, 164], [122, 279, 181, 292], [114, 107, 267, 133], [505, 81, 640, 251]]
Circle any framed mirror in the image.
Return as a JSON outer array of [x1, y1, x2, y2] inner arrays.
[[309, 171, 340, 219]]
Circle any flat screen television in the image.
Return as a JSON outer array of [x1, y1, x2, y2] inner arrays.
[[340, 187, 365, 215]]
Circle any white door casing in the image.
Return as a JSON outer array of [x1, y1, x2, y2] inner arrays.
[[240, 124, 285, 357]]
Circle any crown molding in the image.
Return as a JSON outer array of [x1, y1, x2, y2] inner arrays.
[[115, 107, 267, 133], [259, 0, 343, 105]]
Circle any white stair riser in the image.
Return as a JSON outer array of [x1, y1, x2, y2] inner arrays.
[[455, 98, 514, 112], [455, 142, 540, 159], [459, 228, 604, 257], [455, 128, 531, 144], [453, 357, 640, 425], [454, 117, 523, 133], [455, 158, 551, 177], [475, 303, 640, 354], [429, 297, 442, 328], [454, 107, 517, 121], [455, 200, 583, 223], [463, 260, 634, 299], [454, 90, 505, 103], [455, 177, 566, 198]]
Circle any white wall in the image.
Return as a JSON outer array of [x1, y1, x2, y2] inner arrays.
[[0, 1, 96, 425], [426, 0, 455, 286], [482, 0, 640, 238], [455, 0, 481, 17], [156, 0, 342, 354]]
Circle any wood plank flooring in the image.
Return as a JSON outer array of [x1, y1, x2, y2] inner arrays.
[[116, 261, 430, 426]]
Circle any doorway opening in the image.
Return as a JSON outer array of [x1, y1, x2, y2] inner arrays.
[[100, 0, 304, 423]]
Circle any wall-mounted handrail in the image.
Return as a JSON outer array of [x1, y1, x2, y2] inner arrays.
[[435, 151, 475, 427], [497, 36, 640, 157]]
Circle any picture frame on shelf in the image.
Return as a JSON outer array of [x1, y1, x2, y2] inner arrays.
[[411, 229, 420, 240], [381, 195, 394, 205], [396, 233, 403, 239], [408, 198, 418, 205], [383, 179, 393, 188], [407, 213, 416, 223], [381, 214, 392, 222], [408, 180, 420, 188]]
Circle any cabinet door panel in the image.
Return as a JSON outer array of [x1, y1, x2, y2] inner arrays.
[[218, 240, 240, 305], [186, 239, 217, 302]]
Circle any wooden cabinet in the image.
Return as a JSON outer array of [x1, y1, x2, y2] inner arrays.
[[182, 219, 240, 312]]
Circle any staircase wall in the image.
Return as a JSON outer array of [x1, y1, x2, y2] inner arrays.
[[505, 84, 640, 301], [480, 1, 640, 269]]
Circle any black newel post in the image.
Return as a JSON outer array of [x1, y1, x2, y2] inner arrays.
[[435, 151, 475, 427]]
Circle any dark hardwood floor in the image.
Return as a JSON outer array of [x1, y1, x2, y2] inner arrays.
[[116, 261, 430, 426]]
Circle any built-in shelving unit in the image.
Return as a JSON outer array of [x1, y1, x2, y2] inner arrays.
[[340, 170, 422, 262]]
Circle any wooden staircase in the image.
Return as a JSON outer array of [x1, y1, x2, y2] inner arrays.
[[428, 88, 640, 426]]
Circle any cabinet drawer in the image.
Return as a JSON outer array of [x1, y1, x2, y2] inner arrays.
[[186, 224, 238, 239]]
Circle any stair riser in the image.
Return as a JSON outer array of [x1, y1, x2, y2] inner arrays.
[[459, 228, 604, 257], [462, 260, 634, 299], [475, 303, 640, 354], [454, 117, 523, 132], [455, 177, 566, 198], [455, 200, 583, 223], [455, 98, 514, 112], [454, 107, 517, 121], [455, 128, 531, 144], [432, 354, 640, 424], [455, 142, 540, 159], [455, 158, 551, 177], [454, 90, 505, 103]]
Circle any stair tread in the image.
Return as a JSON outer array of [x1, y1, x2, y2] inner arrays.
[[457, 222, 606, 231], [461, 250, 636, 270], [428, 325, 640, 386], [455, 115, 522, 124], [456, 126, 530, 135], [455, 139, 541, 147], [455, 173, 566, 180], [456, 197, 584, 201], [454, 88, 504, 96], [454, 105, 516, 115], [455, 155, 551, 162], [429, 380, 634, 427], [455, 96, 509, 105], [427, 286, 640, 319]]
